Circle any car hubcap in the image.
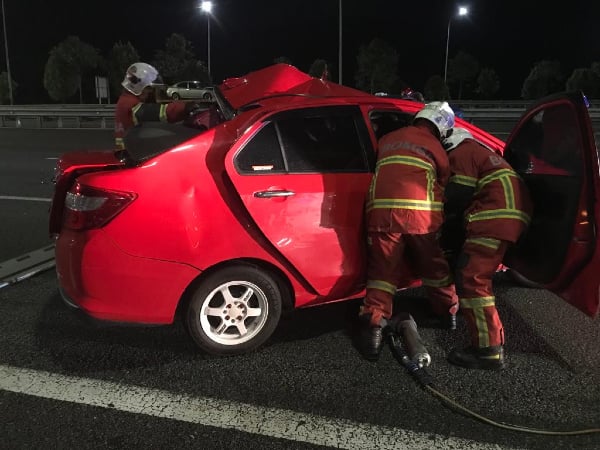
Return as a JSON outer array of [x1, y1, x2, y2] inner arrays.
[[200, 280, 268, 345]]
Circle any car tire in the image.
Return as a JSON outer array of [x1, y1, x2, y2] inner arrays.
[[508, 269, 543, 289], [185, 265, 283, 356], [172, 93, 180, 100], [203, 92, 212, 100]]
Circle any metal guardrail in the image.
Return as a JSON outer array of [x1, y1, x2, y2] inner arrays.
[[1, 103, 600, 130]]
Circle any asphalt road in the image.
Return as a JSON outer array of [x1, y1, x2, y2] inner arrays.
[[1, 129, 600, 449]]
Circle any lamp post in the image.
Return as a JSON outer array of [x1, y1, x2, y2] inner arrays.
[[1, 0, 13, 105], [338, 0, 342, 84], [200, 1, 213, 79], [444, 5, 468, 84]]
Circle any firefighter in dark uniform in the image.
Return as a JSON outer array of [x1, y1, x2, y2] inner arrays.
[[356, 101, 459, 361], [442, 127, 532, 370], [114, 62, 194, 152]]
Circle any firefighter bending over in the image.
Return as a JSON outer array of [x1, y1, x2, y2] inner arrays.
[[442, 127, 532, 370], [356, 102, 459, 361], [114, 62, 198, 152]]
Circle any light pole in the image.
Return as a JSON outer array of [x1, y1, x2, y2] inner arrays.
[[200, 1, 213, 79], [338, 0, 342, 84], [444, 5, 468, 84], [1, 0, 13, 105]]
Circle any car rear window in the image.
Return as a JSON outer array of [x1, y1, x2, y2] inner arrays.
[[123, 123, 201, 164]]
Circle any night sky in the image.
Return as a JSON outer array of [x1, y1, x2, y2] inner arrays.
[[3, 0, 600, 102]]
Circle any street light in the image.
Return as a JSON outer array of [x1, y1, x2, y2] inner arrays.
[[1, 0, 13, 105], [444, 5, 468, 84], [200, 1, 213, 79], [338, 0, 342, 84]]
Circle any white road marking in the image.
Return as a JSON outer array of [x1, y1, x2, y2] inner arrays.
[[0, 195, 51, 202], [45, 157, 59, 160], [0, 364, 520, 450]]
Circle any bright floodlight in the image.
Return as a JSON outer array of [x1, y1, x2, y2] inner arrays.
[[458, 6, 468, 16], [201, 1, 212, 13]]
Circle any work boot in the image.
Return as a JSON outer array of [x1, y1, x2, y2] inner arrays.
[[355, 315, 385, 361], [447, 345, 506, 370]]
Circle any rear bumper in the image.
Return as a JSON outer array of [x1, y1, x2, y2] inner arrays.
[[55, 229, 201, 324]]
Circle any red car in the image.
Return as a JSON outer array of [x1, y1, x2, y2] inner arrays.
[[49, 64, 600, 355]]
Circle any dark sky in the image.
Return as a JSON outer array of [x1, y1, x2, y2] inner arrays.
[[3, 0, 600, 102]]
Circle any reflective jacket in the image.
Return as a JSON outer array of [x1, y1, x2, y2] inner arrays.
[[114, 91, 187, 149], [366, 125, 450, 234], [446, 138, 532, 243]]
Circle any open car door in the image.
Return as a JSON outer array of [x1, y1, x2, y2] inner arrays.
[[503, 91, 600, 317]]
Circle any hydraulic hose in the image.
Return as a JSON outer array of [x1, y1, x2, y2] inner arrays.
[[385, 320, 600, 436]]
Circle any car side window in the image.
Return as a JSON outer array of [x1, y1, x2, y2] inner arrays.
[[236, 122, 286, 173], [235, 107, 371, 174], [191, 82, 201, 89], [369, 111, 413, 140], [276, 113, 369, 173]]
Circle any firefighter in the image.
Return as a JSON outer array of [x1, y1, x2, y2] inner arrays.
[[356, 101, 458, 361], [114, 62, 197, 152], [442, 127, 532, 370]]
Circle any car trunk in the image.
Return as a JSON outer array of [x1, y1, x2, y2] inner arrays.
[[49, 151, 125, 236]]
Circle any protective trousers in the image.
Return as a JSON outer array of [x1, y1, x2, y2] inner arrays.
[[455, 238, 508, 348], [362, 231, 458, 326]]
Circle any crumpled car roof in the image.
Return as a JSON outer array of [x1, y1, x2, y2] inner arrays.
[[218, 63, 371, 109]]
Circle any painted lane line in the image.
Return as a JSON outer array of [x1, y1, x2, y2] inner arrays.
[[0, 195, 52, 202], [0, 365, 521, 450]]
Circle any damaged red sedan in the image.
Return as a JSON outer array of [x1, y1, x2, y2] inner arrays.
[[49, 64, 600, 355]]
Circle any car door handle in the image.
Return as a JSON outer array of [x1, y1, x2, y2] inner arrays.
[[253, 190, 296, 198]]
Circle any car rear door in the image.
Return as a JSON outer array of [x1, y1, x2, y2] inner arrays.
[[224, 105, 374, 302], [502, 91, 600, 317]]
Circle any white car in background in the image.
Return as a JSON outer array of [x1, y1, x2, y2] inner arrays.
[[166, 81, 214, 100]]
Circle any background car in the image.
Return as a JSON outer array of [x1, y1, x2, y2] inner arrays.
[[166, 81, 214, 100], [49, 64, 600, 356]]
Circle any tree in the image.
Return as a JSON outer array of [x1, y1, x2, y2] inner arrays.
[[153, 33, 209, 84], [476, 68, 500, 99], [424, 75, 449, 101], [447, 50, 479, 100], [308, 59, 329, 79], [107, 41, 140, 99], [565, 68, 600, 98], [354, 38, 398, 94], [0, 72, 17, 104], [43, 36, 101, 103], [521, 60, 563, 100]]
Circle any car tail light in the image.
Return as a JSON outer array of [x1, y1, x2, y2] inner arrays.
[[63, 183, 136, 231]]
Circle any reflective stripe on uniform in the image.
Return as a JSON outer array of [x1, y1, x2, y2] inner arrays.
[[464, 237, 501, 250], [366, 280, 397, 295], [460, 296, 496, 309], [449, 174, 477, 187], [159, 104, 168, 122], [468, 209, 531, 224], [375, 155, 436, 201], [115, 137, 125, 149], [365, 198, 444, 212], [131, 103, 143, 126], [460, 296, 496, 348], [422, 274, 454, 287]]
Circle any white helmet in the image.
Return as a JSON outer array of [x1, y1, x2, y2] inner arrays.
[[414, 101, 455, 138], [121, 62, 161, 96], [443, 127, 473, 152]]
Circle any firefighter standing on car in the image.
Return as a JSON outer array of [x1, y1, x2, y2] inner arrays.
[[114, 62, 197, 152], [442, 127, 532, 370], [356, 101, 459, 361]]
